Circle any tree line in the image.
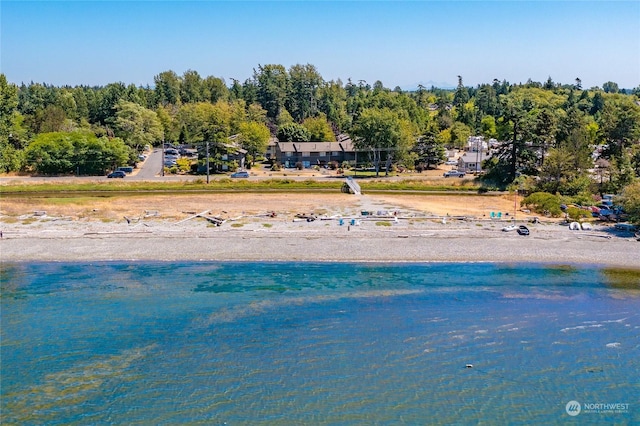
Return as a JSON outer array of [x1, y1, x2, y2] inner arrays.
[[1, 66, 639, 196]]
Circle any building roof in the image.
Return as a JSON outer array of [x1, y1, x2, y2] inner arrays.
[[459, 151, 491, 162], [277, 140, 354, 153]]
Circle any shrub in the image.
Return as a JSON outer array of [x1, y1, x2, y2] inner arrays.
[[176, 158, 191, 173], [295, 162, 303, 170], [566, 207, 590, 221], [521, 192, 562, 217], [620, 181, 640, 225]]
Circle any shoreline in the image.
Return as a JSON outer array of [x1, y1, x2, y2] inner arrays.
[[2, 220, 639, 268], [2, 192, 639, 269]]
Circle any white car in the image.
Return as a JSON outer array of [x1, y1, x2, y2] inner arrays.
[[445, 160, 458, 165], [443, 170, 465, 178], [502, 225, 517, 232]]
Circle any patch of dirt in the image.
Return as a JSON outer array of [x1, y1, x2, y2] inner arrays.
[[1, 192, 523, 222]]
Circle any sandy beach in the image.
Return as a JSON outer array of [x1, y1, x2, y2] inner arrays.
[[1, 192, 639, 267]]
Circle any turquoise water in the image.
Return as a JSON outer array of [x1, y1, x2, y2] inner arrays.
[[1, 262, 638, 424]]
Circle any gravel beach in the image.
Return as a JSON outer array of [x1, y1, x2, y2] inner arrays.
[[2, 210, 639, 267]]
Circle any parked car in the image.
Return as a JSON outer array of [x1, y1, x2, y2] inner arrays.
[[517, 225, 530, 236], [445, 160, 458, 165], [443, 170, 465, 178], [107, 170, 126, 178], [502, 224, 517, 232], [117, 166, 134, 174], [230, 170, 250, 178]]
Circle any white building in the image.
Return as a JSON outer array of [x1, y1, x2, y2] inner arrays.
[[467, 136, 488, 152], [458, 151, 491, 173]]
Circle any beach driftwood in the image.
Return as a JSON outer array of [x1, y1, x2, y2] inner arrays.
[[174, 210, 211, 225], [201, 215, 225, 226]]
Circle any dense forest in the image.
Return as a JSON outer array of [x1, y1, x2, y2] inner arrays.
[[1, 65, 639, 198]]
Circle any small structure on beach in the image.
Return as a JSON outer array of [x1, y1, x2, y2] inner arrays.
[[342, 177, 361, 195]]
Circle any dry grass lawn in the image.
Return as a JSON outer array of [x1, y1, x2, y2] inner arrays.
[[1, 191, 522, 222]]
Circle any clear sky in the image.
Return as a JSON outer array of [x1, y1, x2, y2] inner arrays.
[[1, 1, 639, 89]]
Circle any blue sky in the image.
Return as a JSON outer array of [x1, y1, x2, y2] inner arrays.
[[1, 1, 639, 89]]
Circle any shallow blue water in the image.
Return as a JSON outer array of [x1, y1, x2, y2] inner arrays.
[[1, 262, 638, 424]]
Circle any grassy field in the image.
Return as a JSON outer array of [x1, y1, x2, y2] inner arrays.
[[0, 178, 482, 194]]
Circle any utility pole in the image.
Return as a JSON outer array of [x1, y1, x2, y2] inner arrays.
[[206, 140, 210, 184]]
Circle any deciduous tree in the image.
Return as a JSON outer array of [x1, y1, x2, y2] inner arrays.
[[352, 108, 410, 176], [277, 123, 310, 142], [113, 100, 164, 151], [302, 114, 335, 142], [239, 121, 270, 165]]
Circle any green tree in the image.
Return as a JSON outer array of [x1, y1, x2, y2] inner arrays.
[[24, 132, 75, 174], [203, 76, 228, 103], [176, 102, 232, 169], [246, 103, 268, 123], [93, 82, 126, 125], [485, 91, 539, 185], [254, 64, 289, 119], [450, 122, 471, 149], [229, 78, 243, 101], [154, 70, 181, 106], [302, 114, 335, 141], [277, 122, 310, 142], [602, 81, 619, 94], [414, 128, 446, 169], [532, 107, 558, 166], [598, 95, 640, 159], [72, 132, 130, 174], [537, 147, 591, 195], [619, 181, 640, 226], [156, 105, 177, 144], [480, 115, 497, 138], [0, 74, 25, 172], [24, 131, 130, 175], [113, 100, 164, 151], [287, 63, 322, 121], [239, 121, 270, 165], [40, 105, 67, 133], [453, 75, 469, 109], [317, 79, 349, 130], [352, 108, 411, 176], [604, 155, 636, 195], [521, 192, 563, 217], [0, 74, 18, 137], [180, 69, 204, 103]]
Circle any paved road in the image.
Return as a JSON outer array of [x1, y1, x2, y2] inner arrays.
[[134, 149, 163, 179]]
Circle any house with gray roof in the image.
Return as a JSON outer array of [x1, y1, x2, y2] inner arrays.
[[275, 136, 355, 168], [457, 151, 491, 173]]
